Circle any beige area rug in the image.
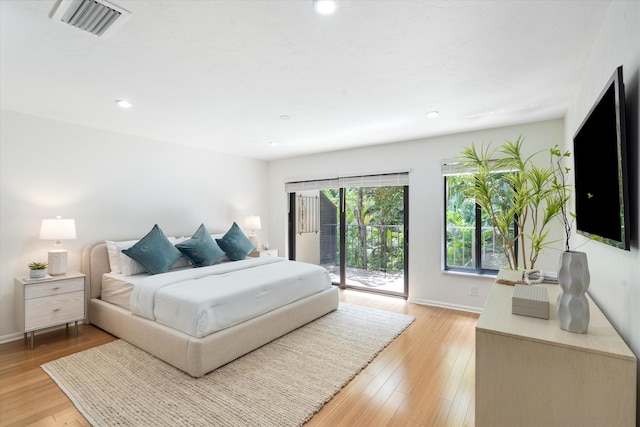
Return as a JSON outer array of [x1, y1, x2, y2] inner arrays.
[[42, 303, 414, 427]]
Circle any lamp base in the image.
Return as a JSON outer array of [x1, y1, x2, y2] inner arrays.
[[48, 249, 67, 276], [248, 234, 258, 249]]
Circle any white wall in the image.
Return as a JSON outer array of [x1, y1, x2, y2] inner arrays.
[[564, 0, 640, 408], [267, 119, 565, 311], [0, 110, 268, 341]]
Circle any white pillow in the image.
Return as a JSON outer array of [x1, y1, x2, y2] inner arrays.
[[105, 239, 138, 274], [120, 253, 147, 276]]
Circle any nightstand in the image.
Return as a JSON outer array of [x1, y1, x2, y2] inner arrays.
[[15, 271, 86, 349], [248, 249, 278, 258]]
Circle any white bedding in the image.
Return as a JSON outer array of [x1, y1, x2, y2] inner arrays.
[[100, 259, 256, 310], [102, 272, 147, 310], [118, 257, 331, 338]]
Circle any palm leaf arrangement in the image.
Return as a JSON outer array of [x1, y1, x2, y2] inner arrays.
[[459, 135, 571, 271]]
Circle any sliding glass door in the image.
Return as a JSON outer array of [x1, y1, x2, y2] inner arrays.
[[342, 185, 407, 295], [287, 173, 408, 298]]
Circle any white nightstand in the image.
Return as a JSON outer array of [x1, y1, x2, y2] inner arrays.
[[248, 249, 278, 258], [15, 271, 86, 349]]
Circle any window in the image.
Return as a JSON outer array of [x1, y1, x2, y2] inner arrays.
[[443, 170, 517, 273]]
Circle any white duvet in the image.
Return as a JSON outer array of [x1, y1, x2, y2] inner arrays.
[[130, 257, 332, 338]]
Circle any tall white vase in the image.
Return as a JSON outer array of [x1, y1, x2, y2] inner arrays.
[[556, 251, 590, 333]]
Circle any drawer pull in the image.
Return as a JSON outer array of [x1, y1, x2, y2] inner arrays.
[[53, 308, 61, 312], [52, 286, 61, 290]]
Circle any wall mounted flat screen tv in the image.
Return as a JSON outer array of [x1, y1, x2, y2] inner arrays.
[[573, 65, 630, 250]]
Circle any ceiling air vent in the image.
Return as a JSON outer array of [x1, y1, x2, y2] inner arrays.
[[50, 0, 130, 37]]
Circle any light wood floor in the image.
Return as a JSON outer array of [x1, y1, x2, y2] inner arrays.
[[0, 290, 478, 426]]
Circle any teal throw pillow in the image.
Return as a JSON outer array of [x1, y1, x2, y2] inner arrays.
[[215, 222, 255, 261], [122, 224, 182, 275], [175, 223, 225, 267]]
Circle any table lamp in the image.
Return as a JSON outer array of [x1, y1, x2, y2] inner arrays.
[[244, 215, 261, 248], [39, 216, 77, 275]]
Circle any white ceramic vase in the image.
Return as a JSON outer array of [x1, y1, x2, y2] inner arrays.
[[556, 251, 590, 333]]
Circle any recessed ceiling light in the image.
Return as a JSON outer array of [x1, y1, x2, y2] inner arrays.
[[116, 99, 132, 108], [314, 0, 337, 15], [269, 141, 279, 147], [426, 111, 439, 118]]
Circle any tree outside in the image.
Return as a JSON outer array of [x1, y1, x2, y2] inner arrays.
[[322, 186, 405, 275]]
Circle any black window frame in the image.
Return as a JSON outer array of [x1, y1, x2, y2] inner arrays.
[[443, 172, 518, 274]]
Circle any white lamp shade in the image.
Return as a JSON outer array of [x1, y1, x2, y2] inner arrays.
[[245, 215, 262, 231], [39, 217, 77, 241]]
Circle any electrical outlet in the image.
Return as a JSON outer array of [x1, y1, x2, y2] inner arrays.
[[469, 285, 478, 296]]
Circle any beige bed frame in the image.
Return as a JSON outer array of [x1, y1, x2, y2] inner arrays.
[[81, 241, 339, 377]]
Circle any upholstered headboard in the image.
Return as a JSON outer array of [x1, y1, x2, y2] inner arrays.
[[81, 230, 227, 312], [81, 241, 111, 301]]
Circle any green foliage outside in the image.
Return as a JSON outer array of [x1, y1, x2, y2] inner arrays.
[[446, 175, 475, 267], [445, 174, 513, 270], [322, 186, 405, 274]]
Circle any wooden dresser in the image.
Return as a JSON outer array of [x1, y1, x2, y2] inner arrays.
[[476, 280, 636, 426]]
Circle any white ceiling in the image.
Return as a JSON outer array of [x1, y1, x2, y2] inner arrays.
[[0, 0, 611, 161]]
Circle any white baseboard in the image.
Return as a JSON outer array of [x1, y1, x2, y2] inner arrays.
[[408, 297, 482, 314], [0, 324, 71, 345], [0, 332, 24, 344]]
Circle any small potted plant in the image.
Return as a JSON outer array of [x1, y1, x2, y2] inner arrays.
[[28, 261, 48, 279]]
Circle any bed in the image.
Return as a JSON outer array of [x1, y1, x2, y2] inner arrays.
[[81, 236, 339, 378]]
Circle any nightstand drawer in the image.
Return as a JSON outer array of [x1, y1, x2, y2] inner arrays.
[[24, 278, 84, 299], [25, 291, 84, 331]]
